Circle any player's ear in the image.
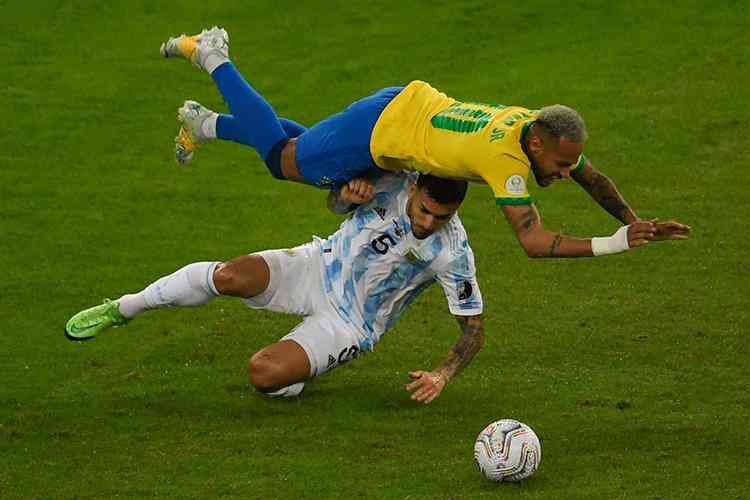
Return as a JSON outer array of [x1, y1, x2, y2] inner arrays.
[[527, 130, 544, 155]]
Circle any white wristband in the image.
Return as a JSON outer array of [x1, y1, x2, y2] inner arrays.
[[591, 225, 630, 256]]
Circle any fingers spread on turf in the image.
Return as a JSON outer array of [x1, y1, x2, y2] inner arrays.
[[424, 391, 439, 404], [405, 371, 426, 391], [405, 379, 422, 391]]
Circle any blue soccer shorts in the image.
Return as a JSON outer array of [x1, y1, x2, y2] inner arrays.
[[294, 86, 404, 189]]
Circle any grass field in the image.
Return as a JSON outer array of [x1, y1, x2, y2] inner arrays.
[[1, 1, 748, 498]]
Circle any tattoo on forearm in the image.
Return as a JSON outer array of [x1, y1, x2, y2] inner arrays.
[[576, 170, 634, 224], [518, 206, 539, 233], [549, 233, 562, 257], [436, 315, 484, 381]]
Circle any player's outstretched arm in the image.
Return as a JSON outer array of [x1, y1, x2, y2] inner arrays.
[[405, 314, 484, 404], [502, 203, 656, 258], [326, 178, 375, 214], [570, 161, 692, 241], [570, 160, 639, 224]]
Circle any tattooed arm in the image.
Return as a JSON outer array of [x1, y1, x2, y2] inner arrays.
[[571, 160, 692, 240], [570, 160, 639, 224], [405, 314, 484, 404], [502, 203, 593, 257], [501, 203, 655, 258]]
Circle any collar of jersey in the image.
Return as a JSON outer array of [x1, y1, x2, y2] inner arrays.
[[513, 119, 536, 167]]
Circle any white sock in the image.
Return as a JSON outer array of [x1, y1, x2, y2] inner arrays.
[[116, 293, 148, 319], [201, 113, 218, 139], [204, 55, 230, 75], [117, 262, 220, 318], [265, 382, 305, 398]]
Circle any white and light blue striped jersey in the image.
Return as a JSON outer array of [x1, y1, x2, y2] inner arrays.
[[317, 173, 483, 350]]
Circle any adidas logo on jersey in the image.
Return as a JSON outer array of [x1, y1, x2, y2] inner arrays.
[[374, 207, 387, 220], [327, 354, 337, 368], [392, 218, 404, 237]]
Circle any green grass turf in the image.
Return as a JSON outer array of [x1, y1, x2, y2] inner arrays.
[[1, 0, 748, 498]]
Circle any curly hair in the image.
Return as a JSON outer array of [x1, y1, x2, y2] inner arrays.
[[536, 105, 588, 143]]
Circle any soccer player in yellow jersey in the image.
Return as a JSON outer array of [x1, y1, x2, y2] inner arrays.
[[160, 27, 690, 258]]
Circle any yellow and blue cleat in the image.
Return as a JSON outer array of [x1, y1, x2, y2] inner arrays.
[[160, 26, 229, 71], [174, 100, 217, 165]]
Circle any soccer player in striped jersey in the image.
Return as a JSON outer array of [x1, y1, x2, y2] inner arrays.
[[65, 173, 483, 404], [159, 27, 690, 259]]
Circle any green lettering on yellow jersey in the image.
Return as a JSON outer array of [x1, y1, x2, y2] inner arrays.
[[430, 103, 508, 134]]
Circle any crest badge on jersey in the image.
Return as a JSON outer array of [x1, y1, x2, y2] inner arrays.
[[505, 175, 526, 195]]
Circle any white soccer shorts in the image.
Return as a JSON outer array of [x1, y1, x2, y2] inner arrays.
[[243, 242, 365, 378]]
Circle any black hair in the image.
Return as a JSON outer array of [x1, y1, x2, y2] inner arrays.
[[416, 174, 468, 205]]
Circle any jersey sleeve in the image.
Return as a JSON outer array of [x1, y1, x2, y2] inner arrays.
[[433, 243, 484, 316], [477, 156, 533, 206], [570, 154, 587, 173]]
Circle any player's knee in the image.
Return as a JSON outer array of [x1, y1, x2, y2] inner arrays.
[[264, 138, 288, 180], [248, 351, 286, 391], [213, 256, 269, 298], [213, 262, 248, 297]]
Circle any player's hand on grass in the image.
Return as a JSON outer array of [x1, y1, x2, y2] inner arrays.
[[405, 370, 447, 404], [340, 178, 375, 205], [626, 220, 656, 248], [648, 219, 692, 241]]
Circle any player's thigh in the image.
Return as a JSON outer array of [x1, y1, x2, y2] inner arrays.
[[280, 313, 364, 379], [242, 244, 318, 315]]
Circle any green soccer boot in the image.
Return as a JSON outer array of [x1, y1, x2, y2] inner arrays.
[[65, 299, 129, 341]]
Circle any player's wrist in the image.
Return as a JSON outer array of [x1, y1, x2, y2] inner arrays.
[[591, 225, 630, 256], [623, 213, 640, 224], [432, 371, 448, 385]]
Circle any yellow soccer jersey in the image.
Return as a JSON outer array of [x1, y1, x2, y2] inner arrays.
[[370, 80, 584, 205]]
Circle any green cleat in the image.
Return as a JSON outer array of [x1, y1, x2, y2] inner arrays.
[[65, 299, 129, 341]]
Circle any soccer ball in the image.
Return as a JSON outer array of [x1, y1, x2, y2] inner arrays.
[[474, 419, 541, 482]]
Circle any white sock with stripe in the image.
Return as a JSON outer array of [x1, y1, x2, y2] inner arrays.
[[117, 261, 220, 319]]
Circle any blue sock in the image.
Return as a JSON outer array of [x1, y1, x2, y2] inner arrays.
[[217, 115, 307, 180], [217, 116, 307, 144], [211, 62, 288, 160]]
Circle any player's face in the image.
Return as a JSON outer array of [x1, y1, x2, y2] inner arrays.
[[407, 187, 460, 239], [529, 136, 583, 188]]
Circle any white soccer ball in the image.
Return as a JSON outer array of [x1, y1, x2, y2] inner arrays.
[[474, 419, 542, 482]]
